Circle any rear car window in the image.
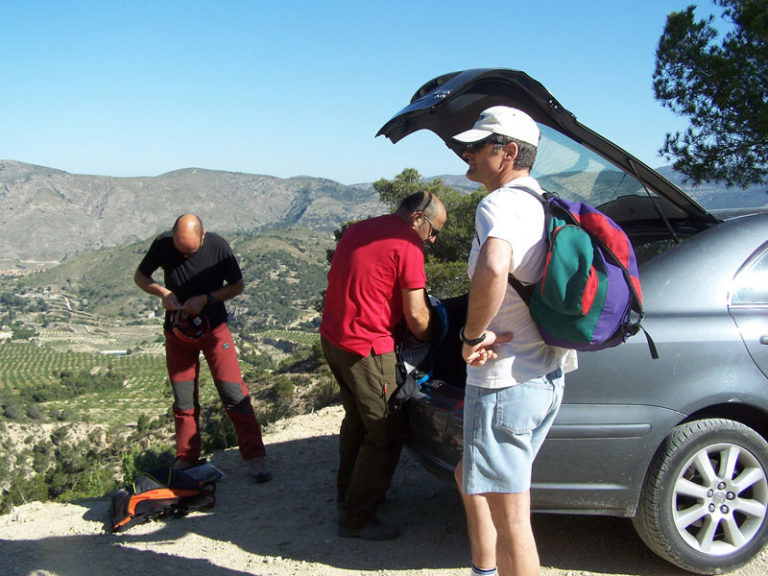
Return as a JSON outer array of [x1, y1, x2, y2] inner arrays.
[[534, 126, 652, 208], [732, 248, 768, 305]]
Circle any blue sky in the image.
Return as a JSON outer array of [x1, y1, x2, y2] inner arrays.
[[0, 1, 713, 185]]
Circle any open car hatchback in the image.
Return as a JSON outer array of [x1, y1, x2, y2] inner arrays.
[[377, 68, 768, 575]]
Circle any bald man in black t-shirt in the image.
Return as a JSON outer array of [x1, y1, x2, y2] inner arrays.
[[135, 214, 270, 483]]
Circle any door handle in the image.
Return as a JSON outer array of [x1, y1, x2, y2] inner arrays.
[[760, 335, 768, 345]]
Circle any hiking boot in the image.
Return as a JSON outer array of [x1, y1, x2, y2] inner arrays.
[[246, 456, 272, 484], [338, 517, 400, 541]]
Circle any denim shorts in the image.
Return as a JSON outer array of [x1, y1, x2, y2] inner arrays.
[[462, 368, 564, 495]]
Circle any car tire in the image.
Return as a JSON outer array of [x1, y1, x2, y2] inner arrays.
[[632, 418, 768, 575]]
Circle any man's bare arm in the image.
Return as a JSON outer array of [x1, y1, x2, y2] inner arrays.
[[134, 269, 181, 310], [462, 237, 513, 365], [464, 237, 511, 339], [402, 287, 431, 341]]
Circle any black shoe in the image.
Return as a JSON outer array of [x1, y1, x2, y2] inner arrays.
[[247, 457, 272, 484], [338, 517, 400, 541]]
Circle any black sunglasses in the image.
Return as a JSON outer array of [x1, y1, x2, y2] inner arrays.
[[464, 136, 512, 153], [423, 214, 439, 239], [465, 140, 493, 153], [416, 192, 439, 239]]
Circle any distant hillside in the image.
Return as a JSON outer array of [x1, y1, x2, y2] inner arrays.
[[435, 166, 768, 210], [656, 166, 768, 211], [0, 160, 383, 267], [419, 168, 768, 210], [6, 227, 334, 332], [2, 159, 764, 271]]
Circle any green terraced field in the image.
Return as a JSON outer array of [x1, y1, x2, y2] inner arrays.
[[0, 341, 165, 389], [258, 329, 320, 347], [0, 340, 176, 425], [0, 322, 322, 426]]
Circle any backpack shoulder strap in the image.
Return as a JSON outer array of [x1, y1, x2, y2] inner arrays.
[[502, 184, 551, 304], [508, 274, 534, 305]]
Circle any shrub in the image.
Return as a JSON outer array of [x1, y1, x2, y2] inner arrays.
[[201, 407, 237, 454], [274, 377, 294, 400]]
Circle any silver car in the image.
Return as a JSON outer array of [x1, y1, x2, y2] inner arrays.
[[377, 69, 768, 575]]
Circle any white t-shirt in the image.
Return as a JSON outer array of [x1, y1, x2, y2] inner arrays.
[[466, 176, 572, 389]]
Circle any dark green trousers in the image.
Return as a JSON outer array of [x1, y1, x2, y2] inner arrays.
[[322, 337, 405, 529]]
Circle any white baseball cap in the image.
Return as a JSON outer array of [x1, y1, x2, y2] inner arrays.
[[452, 106, 540, 147]]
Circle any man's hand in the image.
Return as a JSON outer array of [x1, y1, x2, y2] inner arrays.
[[462, 330, 513, 366], [180, 294, 208, 316], [162, 292, 182, 311]]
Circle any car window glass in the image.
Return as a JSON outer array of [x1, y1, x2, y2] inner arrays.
[[533, 126, 653, 208], [634, 239, 680, 265], [732, 249, 768, 305]]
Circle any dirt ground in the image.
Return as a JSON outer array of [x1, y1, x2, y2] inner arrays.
[[2, 404, 767, 576]]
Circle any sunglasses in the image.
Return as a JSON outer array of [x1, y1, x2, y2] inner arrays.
[[423, 214, 440, 239], [464, 136, 512, 153], [465, 140, 493, 153], [417, 192, 440, 239]]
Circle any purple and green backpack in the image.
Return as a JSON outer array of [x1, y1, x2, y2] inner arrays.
[[509, 189, 657, 358]]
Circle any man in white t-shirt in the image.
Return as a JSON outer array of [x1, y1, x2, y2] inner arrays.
[[452, 106, 571, 576]]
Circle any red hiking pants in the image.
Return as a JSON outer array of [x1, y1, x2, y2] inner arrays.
[[165, 322, 265, 462]]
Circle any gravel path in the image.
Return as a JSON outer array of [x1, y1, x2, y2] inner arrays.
[[2, 404, 767, 576]]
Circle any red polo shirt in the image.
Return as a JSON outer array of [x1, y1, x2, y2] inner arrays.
[[320, 213, 426, 356]]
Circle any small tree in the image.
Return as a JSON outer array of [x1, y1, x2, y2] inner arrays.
[[373, 168, 425, 208], [653, 0, 768, 186]]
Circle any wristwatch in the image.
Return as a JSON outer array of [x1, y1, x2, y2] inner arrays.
[[460, 326, 487, 346], [206, 293, 215, 306]]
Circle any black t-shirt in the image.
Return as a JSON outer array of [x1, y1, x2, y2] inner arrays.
[[137, 231, 242, 331]]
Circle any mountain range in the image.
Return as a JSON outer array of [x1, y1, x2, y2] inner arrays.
[[1, 159, 765, 271], [0, 160, 384, 268], [655, 166, 768, 213]]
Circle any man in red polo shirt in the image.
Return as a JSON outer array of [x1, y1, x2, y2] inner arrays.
[[320, 191, 447, 540]]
